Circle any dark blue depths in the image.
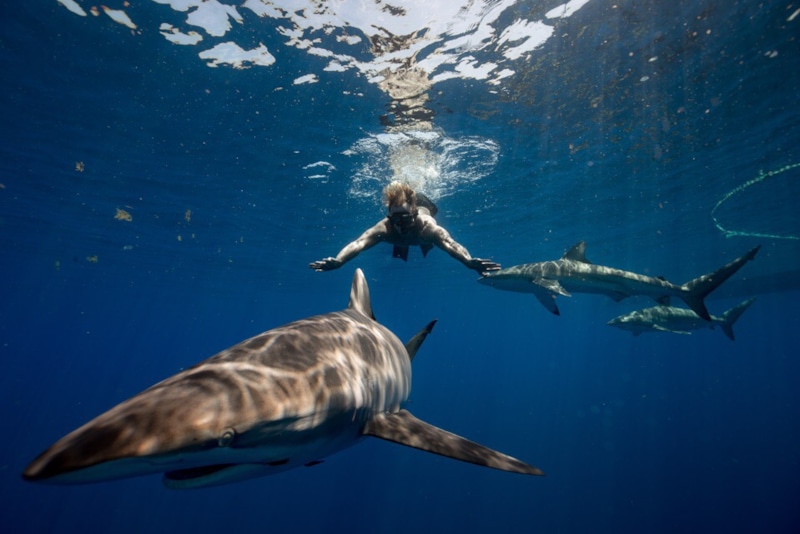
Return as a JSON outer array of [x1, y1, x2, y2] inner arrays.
[[1, 1, 799, 533]]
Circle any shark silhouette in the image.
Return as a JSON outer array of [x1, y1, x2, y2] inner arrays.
[[607, 298, 756, 340], [23, 269, 542, 489], [478, 242, 760, 319]]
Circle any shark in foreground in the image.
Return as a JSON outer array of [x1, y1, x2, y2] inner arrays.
[[23, 269, 542, 489], [478, 242, 760, 319], [607, 298, 756, 340]]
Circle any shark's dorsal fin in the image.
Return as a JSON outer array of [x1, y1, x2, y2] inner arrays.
[[363, 410, 544, 476], [348, 269, 375, 320], [562, 241, 590, 263], [405, 320, 437, 362]]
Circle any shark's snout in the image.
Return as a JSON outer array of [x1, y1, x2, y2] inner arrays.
[[23, 419, 164, 484], [23, 378, 242, 485]]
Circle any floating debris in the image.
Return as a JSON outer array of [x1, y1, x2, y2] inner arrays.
[[114, 208, 132, 222]]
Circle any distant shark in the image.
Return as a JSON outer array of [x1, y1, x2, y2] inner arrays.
[[607, 298, 756, 340], [478, 242, 760, 319], [23, 269, 542, 489]]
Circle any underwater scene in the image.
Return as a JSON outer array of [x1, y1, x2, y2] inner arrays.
[[1, 1, 799, 532]]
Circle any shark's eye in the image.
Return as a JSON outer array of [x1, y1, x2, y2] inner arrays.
[[218, 428, 236, 447]]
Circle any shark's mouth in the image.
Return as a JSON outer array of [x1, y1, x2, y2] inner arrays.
[[164, 464, 236, 482], [162, 459, 295, 489]]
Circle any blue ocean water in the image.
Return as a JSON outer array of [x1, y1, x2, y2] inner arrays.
[[1, 1, 799, 532]]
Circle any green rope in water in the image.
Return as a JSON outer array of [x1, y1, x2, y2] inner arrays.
[[711, 162, 800, 240]]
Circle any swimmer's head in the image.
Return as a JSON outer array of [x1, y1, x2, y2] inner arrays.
[[384, 182, 418, 233], [383, 181, 416, 213]]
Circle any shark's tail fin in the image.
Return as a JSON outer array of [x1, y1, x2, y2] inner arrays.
[[720, 297, 756, 341], [681, 246, 760, 321], [405, 320, 437, 362]]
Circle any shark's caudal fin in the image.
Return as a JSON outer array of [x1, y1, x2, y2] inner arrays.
[[363, 410, 544, 476], [348, 268, 375, 319], [720, 297, 756, 341], [405, 320, 437, 362], [681, 246, 760, 321]]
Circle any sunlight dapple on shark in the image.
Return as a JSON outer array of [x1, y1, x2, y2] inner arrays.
[[478, 241, 760, 318], [23, 269, 542, 489]]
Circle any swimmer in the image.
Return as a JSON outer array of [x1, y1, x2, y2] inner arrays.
[[309, 182, 500, 275]]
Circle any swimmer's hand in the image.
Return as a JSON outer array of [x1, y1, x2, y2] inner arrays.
[[309, 257, 343, 271], [469, 258, 501, 275]]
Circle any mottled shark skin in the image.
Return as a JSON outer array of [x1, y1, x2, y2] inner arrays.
[[607, 298, 756, 340], [478, 242, 760, 319], [23, 269, 542, 489]]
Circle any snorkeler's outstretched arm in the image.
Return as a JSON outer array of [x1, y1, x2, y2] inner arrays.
[[309, 220, 387, 271], [422, 219, 501, 274]]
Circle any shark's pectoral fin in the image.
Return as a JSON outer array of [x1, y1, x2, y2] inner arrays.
[[363, 410, 543, 476], [533, 277, 571, 297], [609, 292, 628, 302], [533, 291, 560, 315], [530, 278, 567, 315], [653, 324, 691, 335]]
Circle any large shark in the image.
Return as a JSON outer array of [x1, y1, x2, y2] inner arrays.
[[607, 298, 756, 340], [478, 242, 760, 319], [23, 269, 542, 489]]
